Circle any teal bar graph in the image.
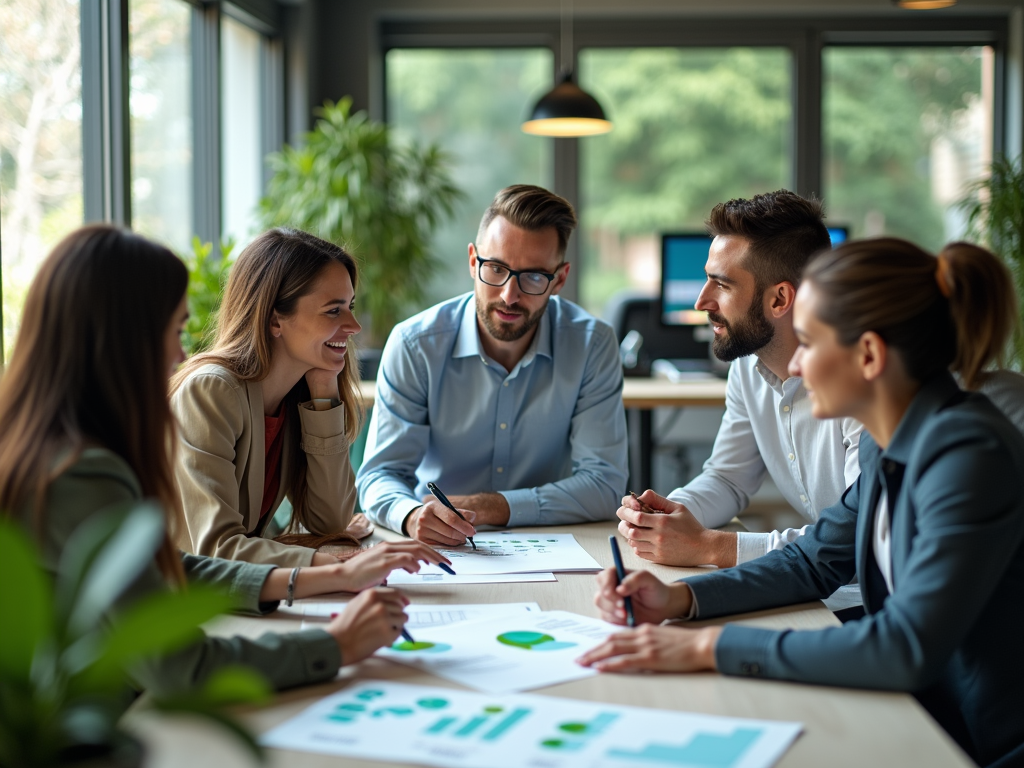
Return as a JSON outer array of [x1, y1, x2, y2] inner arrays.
[[454, 716, 489, 737], [425, 716, 458, 734], [606, 727, 762, 767], [482, 708, 532, 741]]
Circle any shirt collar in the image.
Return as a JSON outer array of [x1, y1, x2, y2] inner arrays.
[[882, 371, 962, 465], [751, 356, 802, 397], [451, 294, 555, 365]]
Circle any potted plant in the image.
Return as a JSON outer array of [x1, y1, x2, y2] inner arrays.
[[960, 153, 1024, 366], [0, 503, 270, 767], [259, 97, 464, 362]]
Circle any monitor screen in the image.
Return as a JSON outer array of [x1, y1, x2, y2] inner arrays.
[[660, 227, 850, 325]]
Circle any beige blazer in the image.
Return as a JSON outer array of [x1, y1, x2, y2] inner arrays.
[[171, 363, 356, 567]]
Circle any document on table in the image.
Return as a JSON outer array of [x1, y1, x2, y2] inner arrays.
[[384, 571, 557, 586], [387, 532, 602, 581], [261, 680, 804, 768], [298, 602, 541, 632], [376, 609, 617, 693]]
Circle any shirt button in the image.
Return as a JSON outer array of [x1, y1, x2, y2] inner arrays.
[[782, 405, 790, 412], [503, 381, 509, 387], [788, 453, 795, 461], [500, 423, 507, 430], [496, 467, 504, 473], [800, 494, 807, 503]]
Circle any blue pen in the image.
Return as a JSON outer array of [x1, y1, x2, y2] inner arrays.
[[401, 627, 417, 644], [438, 562, 457, 575], [609, 535, 635, 628], [427, 481, 477, 550]]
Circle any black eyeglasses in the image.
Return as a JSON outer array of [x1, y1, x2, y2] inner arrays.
[[474, 253, 564, 296]]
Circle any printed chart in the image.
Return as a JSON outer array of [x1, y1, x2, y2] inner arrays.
[[298, 602, 541, 632], [376, 610, 618, 693], [261, 680, 803, 768], [387, 533, 601, 581]]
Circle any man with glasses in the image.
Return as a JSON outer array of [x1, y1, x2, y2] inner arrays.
[[357, 185, 628, 543]]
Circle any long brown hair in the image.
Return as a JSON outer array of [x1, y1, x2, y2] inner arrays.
[[803, 237, 1016, 388], [171, 228, 363, 534], [0, 225, 188, 582]]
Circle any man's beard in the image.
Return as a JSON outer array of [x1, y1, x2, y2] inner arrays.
[[708, 296, 775, 362], [477, 298, 547, 342]]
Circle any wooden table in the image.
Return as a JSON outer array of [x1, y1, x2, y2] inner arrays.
[[129, 521, 971, 768]]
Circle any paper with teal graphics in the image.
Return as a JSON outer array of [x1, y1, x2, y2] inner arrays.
[[386, 532, 602, 580], [376, 610, 618, 693], [260, 680, 803, 768]]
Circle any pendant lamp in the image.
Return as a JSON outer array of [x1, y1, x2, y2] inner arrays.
[[522, 0, 612, 137], [892, 0, 956, 7]]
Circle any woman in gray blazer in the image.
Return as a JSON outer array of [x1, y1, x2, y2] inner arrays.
[[582, 237, 1024, 768]]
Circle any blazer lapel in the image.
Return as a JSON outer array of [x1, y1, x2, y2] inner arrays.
[[244, 379, 265, 533], [856, 462, 888, 613]]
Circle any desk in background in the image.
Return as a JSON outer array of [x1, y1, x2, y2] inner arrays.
[[358, 378, 728, 492], [129, 521, 971, 768]]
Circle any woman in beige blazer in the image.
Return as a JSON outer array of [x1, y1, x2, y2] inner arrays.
[[171, 228, 432, 569]]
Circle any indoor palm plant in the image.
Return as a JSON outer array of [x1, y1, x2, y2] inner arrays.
[[259, 97, 464, 350], [960, 154, 1024, 366], [0, 503, 269, 767]]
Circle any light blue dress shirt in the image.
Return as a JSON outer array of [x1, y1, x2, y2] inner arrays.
[[356, 293, 628, 534]]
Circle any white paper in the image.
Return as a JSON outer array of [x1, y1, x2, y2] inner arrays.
[[261, 680, 804, 768], [389, 532, 601, 579], [384, 571, 557, 586], [376, 610, 618, 693], [298, 602, 541, 632]]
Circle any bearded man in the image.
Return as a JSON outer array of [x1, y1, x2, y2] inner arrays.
[[357, 184, 628, 542]]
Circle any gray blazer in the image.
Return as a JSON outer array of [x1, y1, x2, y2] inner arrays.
[[685, 372, 1024, 768]]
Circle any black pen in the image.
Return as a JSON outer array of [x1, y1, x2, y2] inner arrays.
[[609, 535, 635, 628], [426, 481, 477, 550]]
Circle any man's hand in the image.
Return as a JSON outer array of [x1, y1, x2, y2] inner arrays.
[[616, 490, 737, 567], [404, 500, 477, 546], [576, 624, 722, 673], [593, 567, 694, 626]]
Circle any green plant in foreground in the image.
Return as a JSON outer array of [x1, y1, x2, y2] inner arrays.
[[260, 97, 464, 347], [0, 504, 269, 766], [181, 237, 235, 356], [960, 154, 1024, 367]]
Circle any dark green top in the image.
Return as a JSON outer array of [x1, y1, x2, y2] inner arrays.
[[18, 447, 341, 695]]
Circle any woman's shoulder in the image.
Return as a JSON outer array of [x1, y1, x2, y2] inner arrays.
[[177, 362, 245, 391]]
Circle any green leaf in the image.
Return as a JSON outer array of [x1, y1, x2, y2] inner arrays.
[[58, 502, 166, 639], [73, 585, 235, 687], [200, 666, 272, 706], [0, 520, 53, 680]]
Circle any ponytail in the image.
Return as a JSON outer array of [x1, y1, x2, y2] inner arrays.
[[938, 242, 1018, 390]]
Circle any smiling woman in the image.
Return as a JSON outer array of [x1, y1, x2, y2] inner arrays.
[[169, 228, 372, 567]]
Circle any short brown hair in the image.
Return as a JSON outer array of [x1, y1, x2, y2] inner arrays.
[[706, 190, 831, 292], [804, 237, 1017, 388], [477, 184, 577, 258]]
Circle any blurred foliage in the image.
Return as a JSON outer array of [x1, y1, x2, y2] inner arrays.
[[960, 154, 1024, 366], [181, 237, 235, 356], [386, 48, 553, 310], [0, 505, 270, 766], [260, 98, 464, 346]]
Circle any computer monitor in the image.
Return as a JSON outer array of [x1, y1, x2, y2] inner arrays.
[[660, 227, 850, 326]]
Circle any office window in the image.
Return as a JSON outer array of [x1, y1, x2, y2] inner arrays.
[[823, 46, 993, 250], [129, 0, 192, 252], [221, 14, 262, 247], [386, 48, 553, 310], [1, 0, 84, 359], [578, 48, 793, 317]]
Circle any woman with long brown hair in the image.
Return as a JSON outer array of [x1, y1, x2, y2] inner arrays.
[[171, 228, 435, 572], [0, 225, 444, 693], [582, 237, 1024, 768]]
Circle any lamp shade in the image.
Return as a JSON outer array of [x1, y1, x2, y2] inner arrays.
[[893, 0, 956, 7], [522, 73, 612, 137]]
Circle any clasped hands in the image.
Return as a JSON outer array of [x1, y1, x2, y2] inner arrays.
[[617, 489, 738, 568]]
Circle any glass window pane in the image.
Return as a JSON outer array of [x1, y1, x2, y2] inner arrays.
[[221, 15, 262, 247], [1, 0, 84, 359], [129, 0, 192, 251], [386, 48, 553, 310], [578, 48, 793, 316], [823, 46, 993, 251]]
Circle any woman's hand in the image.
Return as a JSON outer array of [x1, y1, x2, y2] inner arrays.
[[576, 624, 722, 673], [333, 541, 451, 592], [593, 567, 694, 625], [326, 587, 410, 665]]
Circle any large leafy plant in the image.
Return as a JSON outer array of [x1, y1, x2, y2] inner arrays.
[[260, 97, 464, 347], [0, 504, 269, 766], [960, 154, 1024, 367]]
